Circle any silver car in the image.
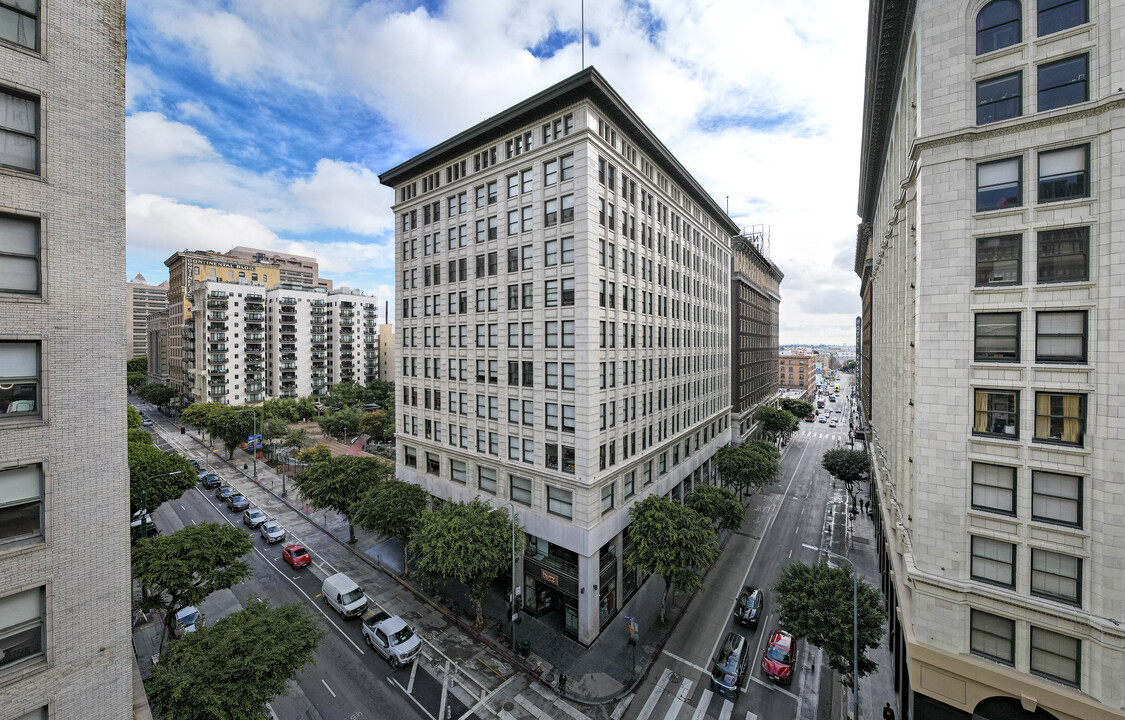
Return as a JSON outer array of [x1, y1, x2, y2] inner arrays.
[[243, 508, 268, 528], [260, 521, 286, 544]]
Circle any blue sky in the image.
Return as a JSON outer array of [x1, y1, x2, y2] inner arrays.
[[125, 0, 867, 344]]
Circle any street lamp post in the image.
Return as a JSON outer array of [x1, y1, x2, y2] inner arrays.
[[488, 501, 520, 652], [237, 408, 259, 480], [817, 546, 859, 720], [343, 426, 348, 447]]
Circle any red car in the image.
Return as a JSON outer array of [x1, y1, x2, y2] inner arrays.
[[761, 629, 797, 684], [282, 543, 311, 569]]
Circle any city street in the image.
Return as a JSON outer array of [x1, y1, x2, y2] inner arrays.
[[622, 377, 853, 720]]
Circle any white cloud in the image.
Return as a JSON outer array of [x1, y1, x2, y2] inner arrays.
[[126, 63, 161, 111], [289, 160, 395, 236], [127, 192, 282, 256]]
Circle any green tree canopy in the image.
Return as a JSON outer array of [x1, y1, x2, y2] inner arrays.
[[685, 484, 745, 532], [296, 443, 331, 463], [292, 455, 389, 543], [127, 405, 142, 429], [352, 479, 429, 574], [136, 382, 176, 407], [624, 495, 719, 623], [366, 378, 395, 413], [295, 396, 316, 421], [409, 498, 524, 628], [205, 406, 258, 459], [283, 428, 313, 451], [774, 560, 886, 688], [780, 398, 816, 420], [180, 402, 223, 434], [127, 371, 147, 389], [754, 405, 799, 441], [261, 416, 289, 445], [261, 397, 300, 423], [358, 409, 391, 442], [127, 356, 148, 374], [128, 428, 154, 445], [132, 522, 255, 650], [128, 442, 197, 512], [316, 405, 363, 440], [713, 440, 780, 494], [322, 379, 371, 409], [147, 600, 325, 720], [821, 448, 870, 487]]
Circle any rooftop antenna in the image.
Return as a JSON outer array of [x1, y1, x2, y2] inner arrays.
[[581, 0, 585, 68]]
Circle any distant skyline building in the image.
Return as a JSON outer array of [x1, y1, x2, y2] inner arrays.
[[729, 227, 783, 441], [857, 1, 1124, 719], [226, 246, 332, 292], [381, 67, 735, 645], [126, 274, 169, 360]]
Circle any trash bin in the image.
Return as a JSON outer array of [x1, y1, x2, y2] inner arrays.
[[519, 640, 530, 658], [180, 427, 186, 435]]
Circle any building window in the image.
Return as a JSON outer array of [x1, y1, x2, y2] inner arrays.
[[1038, 145, 1087, 203], [0, 0, 38, 51], [561, 445, 575, 474], [1037, 227, 1088, 283], [562, 363, 575, 390], [976, 0, 1021, 55], [977, 157, 1021, 210], [0, 88, 37, 172], [1031, 470, 1081, 527], [1030, 626, 1080, 687], [0, 463, 41, 544], [971, 536, 1016, 588], [1031, 548, 1081, 605], [0, 586, 44, 672], [510, 474, 532, 505], [976, 71, 1021, 125], [974, 313, 1020, 362], [623, 471, 635, 498], [976, 235, 1021, 285], [425, 452, 440, 475], [601, 483, 615, 514], [970, 609, 1015, 665], [1033, 392, 1084, 446], [547, 486, 573, 519], [0, 213, 40, 295], [0, 341, 39, 417], [1038, 55, 1087, 112], [478, 466, 497, 494], [1035, 311, 1085, 363], [561, 320, 575, 347], [403, 445, 416, 467], [1038, 0, 1086, 36], [973, 389, 1018, 438], [450, 459, 467, 484], [561, 195, 574, 223], [560, 153, 574, 180], [971, 462, 1015, 515]]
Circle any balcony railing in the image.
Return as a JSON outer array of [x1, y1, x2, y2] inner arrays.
[[246, 393, 264, 402], [209, 366, 228, 374], [209, 355, 227, 364], [208, 291, 228, 299], [207, 300, 228, 309], [208, 312, 228, 320]]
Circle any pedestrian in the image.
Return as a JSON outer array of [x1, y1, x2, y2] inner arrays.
[[884, 702, 896, 720], [558, 673, 567, 694]]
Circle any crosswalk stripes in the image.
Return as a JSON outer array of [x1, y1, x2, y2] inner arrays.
[[716, 697, 734, 720], [689, 689, 711, 720], [633, 670, 740, 720], [635, 669, 673, 720], [662, 678, 693, 720]]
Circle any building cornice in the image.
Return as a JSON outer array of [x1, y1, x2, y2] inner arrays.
[[378, 66, 740, 236]]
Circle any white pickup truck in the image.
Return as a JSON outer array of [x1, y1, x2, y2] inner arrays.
[[361, 611, 421, 668]]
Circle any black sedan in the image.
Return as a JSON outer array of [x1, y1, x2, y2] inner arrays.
[[200, 473, 222, 490], [226, 494, 249, 512], [215, 486, 236, 502], [734, 586, 764, 628]]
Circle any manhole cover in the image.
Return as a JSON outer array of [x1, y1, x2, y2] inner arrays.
[[503, 702, 515, 712], [670, 672, 682, 684]]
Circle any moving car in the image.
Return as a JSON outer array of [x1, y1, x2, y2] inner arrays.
[[215, 485, 236, 502], [710, 631, 751, 697], [761, 629, 797, 685], [829, 419, 838, 428], [734, 586, 763, 628], [260, 520, 286, 544], [804, 415, 815, 423], [243, 508, 268, 528], [362, 611, 422, 668], [200, 473, 222, 489], [282, 543, 311, 569], [141, 417, 153, 426], [819, 415, 828, 423], [322, 573, 367, 618], [226, 494, 249, 512], [174, 606, 202, 636]]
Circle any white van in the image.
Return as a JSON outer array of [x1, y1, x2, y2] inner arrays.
[[321, 573, 367, 618]]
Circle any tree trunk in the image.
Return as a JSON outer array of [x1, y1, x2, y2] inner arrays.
[[471, 587, 485, 628], [660, 580, 670, 624], [347, 521, 356, 545], [401, 542, 410, 577]]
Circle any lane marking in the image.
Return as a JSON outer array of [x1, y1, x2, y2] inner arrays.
[[635, 668, 673, 720], [661, 649, 708, 674], [749, 674, 799, 699], [321, 679, 337, 698], [662, 677, 693, 720], [389, 677, 436, 720], [717, 698, 734, 720], [690, 689, 712, 720], [457, 674, 517, 720]]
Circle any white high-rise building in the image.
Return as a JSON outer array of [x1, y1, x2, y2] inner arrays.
[[857, 1, 1124, 718], [380, 67, 735, 645], [0, 2, 132, 718]]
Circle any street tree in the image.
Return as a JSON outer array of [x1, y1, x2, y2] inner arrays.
[[292, 455, 389, 543], [713, 440, 780, 495], [261, 416, 289, 459], [127, 371, 146, 389], [295, 395, 316, 421], [296, 443, 331, 463], [316, 405, 362, 440], [754, 405, 799, 441], [147, 599, 325, 720], [128, 428, 154, 445], [685, 484, 745, 532], [780, 398, 816, 420], [261, 397, 299, 423], [359, 409, 391, 442], [136, 382, 176, 408], [821, 448, 871, 510], [180, 402, 223, 442], [127, 405, 142, 429], [128, 442, 196, 512], [409, 498, 524, 628], [127, 356, 148, 374], [323, 379, 371, 409], [132, 522, 255, 651], [206, 405, 257, 459], [283, 427, 313, 451], [773, 560, 886, 688], [624, 495, 719, 624], [352, 478, 429, 574], [366, 377, 395, 412]]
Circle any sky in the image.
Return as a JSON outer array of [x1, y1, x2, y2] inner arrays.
[[124, 0, 867, 345]]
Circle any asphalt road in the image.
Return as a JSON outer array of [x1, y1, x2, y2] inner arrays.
[[140, 405, 475, 720], [624, 376, 853, 720]]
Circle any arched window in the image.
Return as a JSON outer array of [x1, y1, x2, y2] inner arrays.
[[977, 0, 1021, 54]]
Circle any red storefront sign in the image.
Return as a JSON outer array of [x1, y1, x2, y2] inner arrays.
[[540, 569, 559, 586]]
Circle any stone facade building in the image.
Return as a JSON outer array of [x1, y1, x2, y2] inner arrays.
[[380, 67, 735, 645], [730, 228, 782, 441], [857, 1, 1124, 718], [126, 273, 168, 360]]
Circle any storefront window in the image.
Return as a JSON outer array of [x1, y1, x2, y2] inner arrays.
[[599, 577, 617, 626]]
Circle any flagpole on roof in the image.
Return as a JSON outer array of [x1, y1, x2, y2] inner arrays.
[[581, 0, 585, 68]]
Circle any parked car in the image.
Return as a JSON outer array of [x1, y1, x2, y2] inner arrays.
[[243, 508, 268, 528], [734, 586, 763, 628], [174, 606, 202, 637], [189, 458, 202, 471], [362, 611, 422, 667], [260, 520, 286, 544], [761, 629, 797, 685], [282, 543, 311, 569], [141, 417, 153, 426], [200, 473, 222, 489], [322, 573, 367, 618], [710, 631, 751, 697], [226, 494, 249, 512], [215, 485, 236, 502]]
